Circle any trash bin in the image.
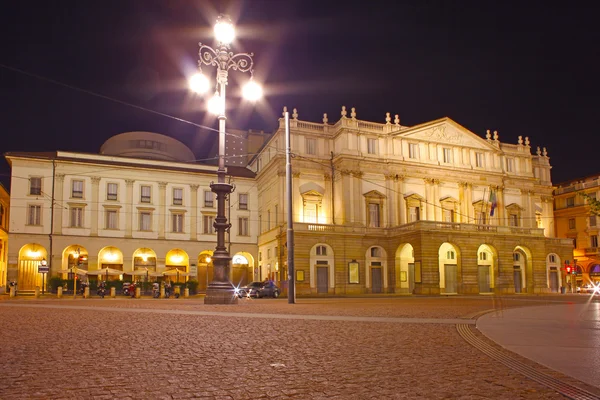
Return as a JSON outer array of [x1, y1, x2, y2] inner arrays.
[[560, 286, 566, 294]]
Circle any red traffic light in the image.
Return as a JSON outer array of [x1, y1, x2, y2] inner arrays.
[[566, 266, 572, 274]]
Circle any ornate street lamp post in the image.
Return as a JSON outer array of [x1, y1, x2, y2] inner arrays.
[[190, 15, 262, 304]]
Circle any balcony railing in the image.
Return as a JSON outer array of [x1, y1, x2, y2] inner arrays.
[[293, 220, 546, 237], [585, 247, 599, 255]]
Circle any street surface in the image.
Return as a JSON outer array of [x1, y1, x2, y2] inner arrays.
[[1, 295, 598, 399]]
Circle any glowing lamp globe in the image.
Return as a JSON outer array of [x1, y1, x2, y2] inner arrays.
[[242, 80, 263, 101], [214, 17, 235, 45], [189, 73, 210, 94], [207, 92, 225, 115]]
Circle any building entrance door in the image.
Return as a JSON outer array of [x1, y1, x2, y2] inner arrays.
[[444, 264, 457, 293], [549, 268, 559, 293], [514, 266, 522, 293], [408, 263, 415, 293], [478, 265, 491, 293], [18, 260, 40, 291], [371, 267, 382, 293], [317, 267, 328, 294]]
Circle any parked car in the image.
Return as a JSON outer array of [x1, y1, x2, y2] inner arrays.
[[236, 281, 280, 298]]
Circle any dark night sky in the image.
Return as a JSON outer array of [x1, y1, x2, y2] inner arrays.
[[1, 0, 598, 190]]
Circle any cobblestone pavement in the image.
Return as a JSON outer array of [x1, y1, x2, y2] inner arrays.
[[0, 295, 596, 399]]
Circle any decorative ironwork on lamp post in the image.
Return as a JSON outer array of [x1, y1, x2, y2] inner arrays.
[[190, 14, 262, 304]]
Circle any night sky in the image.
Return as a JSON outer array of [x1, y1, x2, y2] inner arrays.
[[1, 0, 598, 190]]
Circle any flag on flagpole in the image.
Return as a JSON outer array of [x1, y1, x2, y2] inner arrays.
[[489, 189, 497, 216]]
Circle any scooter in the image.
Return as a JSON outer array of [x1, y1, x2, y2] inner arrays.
[[128, 283, 137, 298], [97, 284, 106, 299], [152, 283, 160, 298]]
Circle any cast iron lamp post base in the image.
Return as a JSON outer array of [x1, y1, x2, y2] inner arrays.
[[204, 182, 238, 305]]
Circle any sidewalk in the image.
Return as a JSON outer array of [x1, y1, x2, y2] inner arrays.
[[477, 300, 600, 390]]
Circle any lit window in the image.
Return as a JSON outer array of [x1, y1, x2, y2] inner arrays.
[[28, 205, 41, 225], [304, 203, 317, 223], [107, 183, 118, 201], [140, 185, 151, 203], [447, 250, 455, 260], [173, 188, 183, 205], [72, 180, 84, 198], [479, 252, 487, 261], [70, 207, 83, 228], [29, 177, 42, 195]]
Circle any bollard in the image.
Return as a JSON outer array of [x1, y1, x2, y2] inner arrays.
[[110, 287, 116, 298], [184, 288, 189, 298], [35, 286, 40, 298], [9, 286, 16, 298], [84, 287, 90, 299], [57, 286, 63, 298], [160, 287, 165, 299], [135, 287, 141, 299], [174, 286, 181, 298]]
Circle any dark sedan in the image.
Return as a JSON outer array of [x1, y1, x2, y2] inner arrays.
[[236, 281, 280, 298]]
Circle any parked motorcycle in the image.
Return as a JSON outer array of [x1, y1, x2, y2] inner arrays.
[[152, 283, 160, 298], [97, 282, 106, 298], [128, 283, 137, 298]]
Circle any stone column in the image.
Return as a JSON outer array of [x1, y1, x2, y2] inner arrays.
[[353, 171, 364, 225], [190, 184, 199, 240], [542, 195, 554, 237], [466, 184, 474, 223], [497, 186, 505, 226], [385, 174, 395, 227], [292, 172, 301, 222], [158, 182, 167, 239], [90, 176, 101, 236], [433, 179, 441, 221], [54, 174, 65, 234], [324, 173, 332, 225], [396, 176, 408, 225], [125, 179, 134, 238], [423, 179, 433, 221], [458, 182, 466, 223], [340, 170, 352, 224]]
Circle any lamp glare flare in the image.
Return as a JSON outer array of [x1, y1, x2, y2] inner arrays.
[[189, 73, 210, 94], [207, 91, 225, 115], [214, 18, 235, 44], [242, 79, 263, 102]]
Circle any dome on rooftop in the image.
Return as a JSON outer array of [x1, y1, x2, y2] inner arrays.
[[100, 131, 195, 162]]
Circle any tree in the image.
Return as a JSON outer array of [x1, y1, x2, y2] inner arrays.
[[578, 192, 600, 216]]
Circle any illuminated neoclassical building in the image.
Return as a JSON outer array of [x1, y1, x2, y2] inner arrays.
[[250, 107, 573, 295], [0, 183, 8, 292], [5, 132, 260, 291]]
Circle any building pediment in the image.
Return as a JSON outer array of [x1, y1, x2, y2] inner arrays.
[[395, 118, 498, 151]]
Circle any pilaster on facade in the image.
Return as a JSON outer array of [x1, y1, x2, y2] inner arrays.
[[54, 174, 65, 235], [158, 182, 167, 239], [125, 179, 134, 238], [190, 184, 199, 240]]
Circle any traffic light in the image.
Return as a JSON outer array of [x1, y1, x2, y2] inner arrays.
[[566, 266, 572, 274]]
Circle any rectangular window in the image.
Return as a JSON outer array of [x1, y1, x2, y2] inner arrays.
[[107, 183, 118, 200], [568, 218, 576, 229], [506, 158, 514, 172], [368, 203, 380, 227], [409, 206, 420, 222], [140, 185, 151, 203], [591, 235, 599, 248], [70, 207, 83, 228], [509, 214, 519, 227], [566, 197, 575, 208], [173, 188, 183, 205], [259, 252, 262, 262], [267, 249, 271, 259], [267, 210, 271, 230], [71, 180, 84, 198], [478, 212, 487, 225], [258, 214, 262, 233], [367, 138, 377, 154], [444, 209, 454, 223], [172, 213, 184, 233], [590, 215, 597, 227], [316, 245, 327, 256], [408, 143, 419, 159], [370, 247, 382, 257], [238, 217, 249, 236], [303, 203, 317, 223], [306, 138, 316, 155], [239, 193, 248, 210], [105, 210, 118, 229], [139, 212, 151, 231], [28, 205, 41, 225], [203, 215, 215, 234], [479, 252, 487, 261], [29, 177, 42, 195], [348, 261, 359, 283], [443, 148, 453, 163], [447, 250, 455, 260], [274, 205, 279, 225], [475, 152, 484, 168], [549, 255, 556, 263], [204, 190, 214, 208]]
